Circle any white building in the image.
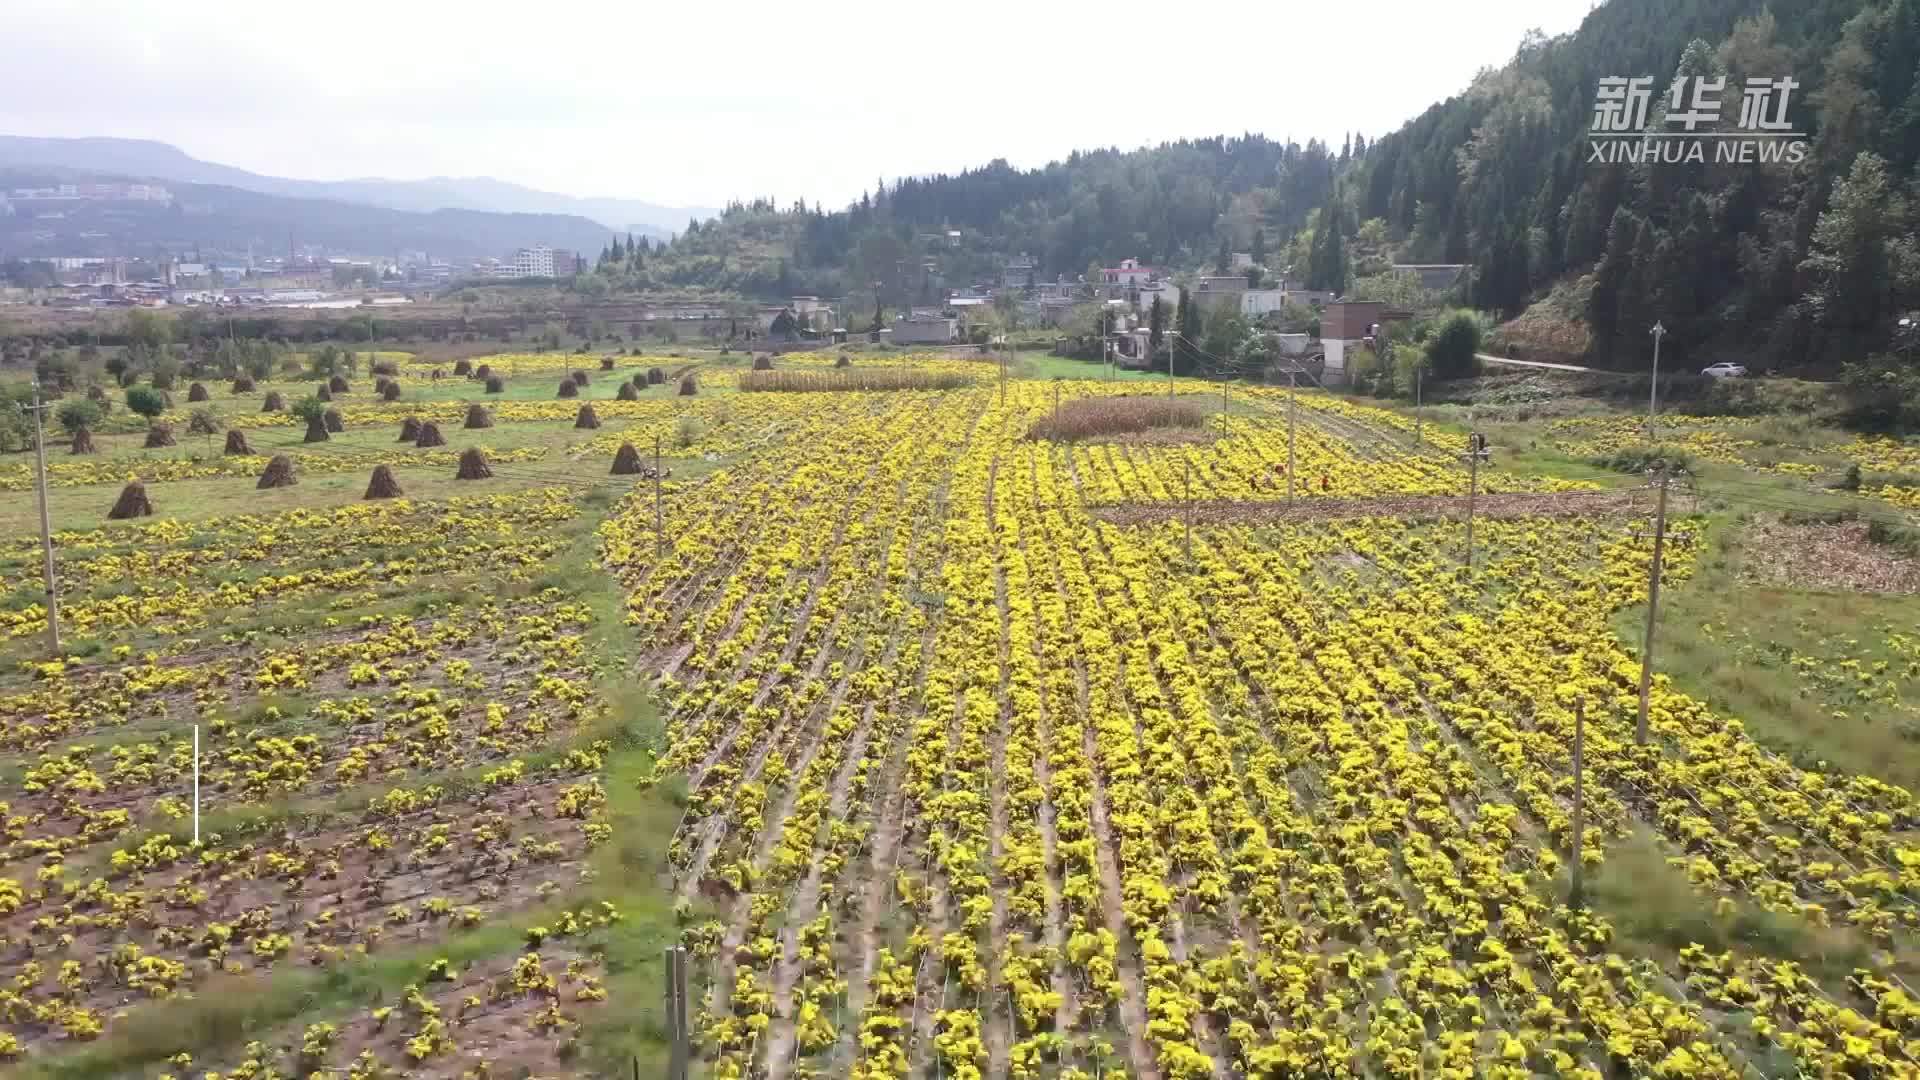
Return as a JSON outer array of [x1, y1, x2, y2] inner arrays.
[[505, 245, 555, 278], [1242, 288, 1287, 317]]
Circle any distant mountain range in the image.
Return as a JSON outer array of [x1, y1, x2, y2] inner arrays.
[[0, 136, 714, 236]]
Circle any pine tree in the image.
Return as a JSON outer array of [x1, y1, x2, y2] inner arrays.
[[1148, 294, 1167, 357], [1251, 228, 1267, 266], [1215, 236, 1231, 273]]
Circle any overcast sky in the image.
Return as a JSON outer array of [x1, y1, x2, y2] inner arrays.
[[2, 0, 1599, 211]]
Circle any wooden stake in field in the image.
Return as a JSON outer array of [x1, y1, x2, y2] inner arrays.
[[1636, 466, 1672, 745], [1570, 698, 1586, 908]]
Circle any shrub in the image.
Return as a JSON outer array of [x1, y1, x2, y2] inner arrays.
[[291, 396, 327, 423], [56, 399, 102, 435], [1588, 444, 1696, 474], [672, 415, 704, 449], [124, 385, 167, 420], [1423, 311, 1483, 381]]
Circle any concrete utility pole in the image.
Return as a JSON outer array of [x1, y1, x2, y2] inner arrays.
[[1167, 332, 1176, 399], [192, 723, 201, 846], [1184, 456, 1193, 562], [26, 381, 60, 655], [1414, 363, 1423, 447], [1570, 698, 1586, 908], [1287, 372, 1297, 501], [1648, 321, 1666, 441], [1053, 379, 1061, 429], [1460, 432, 1492, 570], [663, 946, 690, 1080], [1635, 466, 1672, 746]]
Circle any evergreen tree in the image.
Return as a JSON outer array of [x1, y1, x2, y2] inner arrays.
[[1148, 294, 1167, 357], [1251, 228, 1267, 266], [1215, 236, 1231, 273]]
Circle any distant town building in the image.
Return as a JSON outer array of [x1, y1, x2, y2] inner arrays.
[[1002, 253, 1038, 290], [1102, 259, 1156, 288], [506, 245, 555, 278], [892, 311, 958, 345], [1318, 300, 1409, 384], [1389, 263, 1468, 291], [1193, 274, 1249, 312]]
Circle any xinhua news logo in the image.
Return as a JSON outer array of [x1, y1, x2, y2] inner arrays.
[[1589, 75, 1808, 165]]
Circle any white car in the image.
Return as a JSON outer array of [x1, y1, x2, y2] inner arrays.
[[1701, 362, 1748, 378]]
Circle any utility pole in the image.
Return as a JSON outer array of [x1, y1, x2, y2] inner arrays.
[[1570, 698, 1586, 908], [653, 436, 664, 559], [664, 946, 689, 1080], [1052, 379, 1060, 429], [1635, 466, 1672, 746], [1414, 363, 1423, 447], [1460, 432, 1491, 570], [1183, 457, 1193, 561], [192, 723, 201, 846], [999, 336, 1006, 407], [1287, 372, 1297, 501], [26, 381, 60, 655], [1648, 321, 1666, 441], [1167, 331, 1176, 399]]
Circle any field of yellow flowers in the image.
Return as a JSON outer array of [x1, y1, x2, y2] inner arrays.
[[3, 350, 1917, 1078], [597, 373, 1919, 1080]]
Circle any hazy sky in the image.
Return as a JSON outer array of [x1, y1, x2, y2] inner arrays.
[[2, 0, 1600, 211]]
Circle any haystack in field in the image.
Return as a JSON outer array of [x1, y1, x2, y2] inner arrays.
[[485, 376, 504, 394], [455, 447, 492, 480], [678, 375, 698, 396], [304, 413, 330, 443], [571, 369, 590, 387], [611, 442, 643, 475], [751, 354, 773, 370], [328, 375, 350, 393], [256, 454, 296, 489], [187, 411, 221, 435], [187, 382, 209, 402], [574, 404, 600, 429], [316, 386, 332, 402], [262, 391, 286, 412], [557, 379, 579, 399], [398, 416, 422, 442], [453, 358, 473, 376], [144, 423, 175, 448], [616, 381, 639, 401], [414, 421, 447, 448], [364, 465, 403, 499], [70, 426, 96, 455], [646, 367, 664, 385], [600, 357, 615, 371], [463, 404, 492, 429], [107, 481, 153, 519], [474, 364, 492, 380], [232, 375, 256, 394], [224, 429, 254, 455], [323, 408, 344, 433], [381, 381, 402, 402]]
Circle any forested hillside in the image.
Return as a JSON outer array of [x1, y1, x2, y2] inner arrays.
[[587, 0, 1920, 371]]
